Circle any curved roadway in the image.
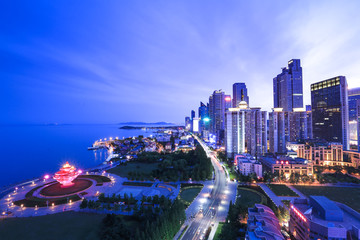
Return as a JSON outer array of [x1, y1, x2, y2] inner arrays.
[[180, 136, 237, 240]]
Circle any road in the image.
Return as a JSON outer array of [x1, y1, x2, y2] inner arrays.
[[180, 136, 237, 240]]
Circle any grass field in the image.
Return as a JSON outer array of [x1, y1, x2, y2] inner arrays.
[[267, 184, 299, 197], [179, 187, 202, 203], [294, 186, 360, 212], [107, 162, 158, 179], [122, 181, 153, 187], [213, 222, 224, 240], [237, 187, 266, 207], [321, 173, 360, 183], [0, 211, 105, 240]]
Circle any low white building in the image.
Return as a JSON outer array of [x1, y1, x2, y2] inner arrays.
[[235, 154, 263, 178]]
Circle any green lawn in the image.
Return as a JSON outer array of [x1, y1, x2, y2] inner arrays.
[[122, 181, 153, 187], [237, 187, 266, 207], [294, 186, 360, 212], [107, 162, 159, 180], [267, 184, 299, 197], [320, 173, 360, 184], [179, 187, 202, 203], [0, 211, 104, 240], [213, 222, 224, 240]]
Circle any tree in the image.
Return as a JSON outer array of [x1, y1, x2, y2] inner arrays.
[[80, 198, 88, 209]]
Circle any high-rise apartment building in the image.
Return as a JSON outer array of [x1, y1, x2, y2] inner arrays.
[[311, 76, 349, 150], [289, 108, 313, 142], [348, 87, 360, 151], [233, 83, 249, 107], [269, 108, 312, 154], [273, 59, 303, 111], [269, 108, 290, 154], [224, 95, 232, 110], [209, 90, 226, 145], [225, 101, 267, 158]]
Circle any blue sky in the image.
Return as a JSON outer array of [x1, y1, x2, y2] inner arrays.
[[1, 0, 360, 124]]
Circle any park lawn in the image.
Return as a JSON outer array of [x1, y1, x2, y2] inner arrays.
[[0, 211, 105, 240], [180, 187, 202, 203], [294, 186, 360, 212], [107, 162, 158, 179], [237, 188, 265, 208], [267, 184, 299, 197], [213, 222, 225, 240], [122, 181, 153, 187], [321, 173, 360, 183]]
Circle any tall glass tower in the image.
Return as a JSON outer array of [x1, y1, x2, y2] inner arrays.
[[311, 76, 349, 150], [273, 59, 303, 111], [233, 83, 249, 107]]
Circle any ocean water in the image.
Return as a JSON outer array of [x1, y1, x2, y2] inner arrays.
[[0, 124, 155, 188]]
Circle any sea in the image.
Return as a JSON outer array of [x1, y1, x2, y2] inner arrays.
[[0, 124, 157, 189]]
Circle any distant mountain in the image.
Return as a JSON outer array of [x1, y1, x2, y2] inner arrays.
[[118, 122, 175, 125]]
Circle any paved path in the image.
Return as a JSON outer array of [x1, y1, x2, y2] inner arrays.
[[258, 183, 284, 207], [286, 185, 306, 198]]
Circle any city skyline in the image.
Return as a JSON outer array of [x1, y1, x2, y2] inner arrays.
[[2, 1, 360, 124]]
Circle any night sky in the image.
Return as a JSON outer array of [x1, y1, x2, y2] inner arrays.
[[2, 0, 360, 124]]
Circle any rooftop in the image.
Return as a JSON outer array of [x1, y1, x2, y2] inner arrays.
[[247, 204, 284, 240], [292, 197, 360, 230]]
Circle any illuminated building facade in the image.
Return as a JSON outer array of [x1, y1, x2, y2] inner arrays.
[[209, 90, 227, 145], [311, 76, 349, 150], [273, 59, 303, 112], [247, 204, 284, 240], [348, 87, 360, 151], [260, 156, 313, 179], [198, 102, 210, 137], [53, 162, 81, 187], [269, 109, 290, 154], [269, 108, 312, 154], [233, 82, 249, 107], [290, 196, 360, 240], [225, 101, 267, 158], [235, 155, 263, 178], [185, 117, 191, 131], [287, 141, 360, 167], [286, 141, 345, 166]]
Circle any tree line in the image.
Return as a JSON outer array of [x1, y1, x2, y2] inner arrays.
[[100, 198, 186, 240], [129, 144, 213, 182]]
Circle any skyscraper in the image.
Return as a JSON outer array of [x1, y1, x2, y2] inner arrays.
[[209, 90, 226, 145], [311, 76, 349, 150], [269, 108, 290, 154], [185, 117, 191, 131], [209, 90, 231, 145], [224, 95, 232, 110], [348, 87, 360, 150], [233, 83, 249, 107], [273, 59, 303, 111], [225, 101, 267, 158], [198, 102, 210, 138], [289, 108, 313, 142], [269, 107, 312, 154], [191, 110, 195, 120]]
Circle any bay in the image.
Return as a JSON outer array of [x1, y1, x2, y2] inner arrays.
[[0, 124, 155, 188]]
